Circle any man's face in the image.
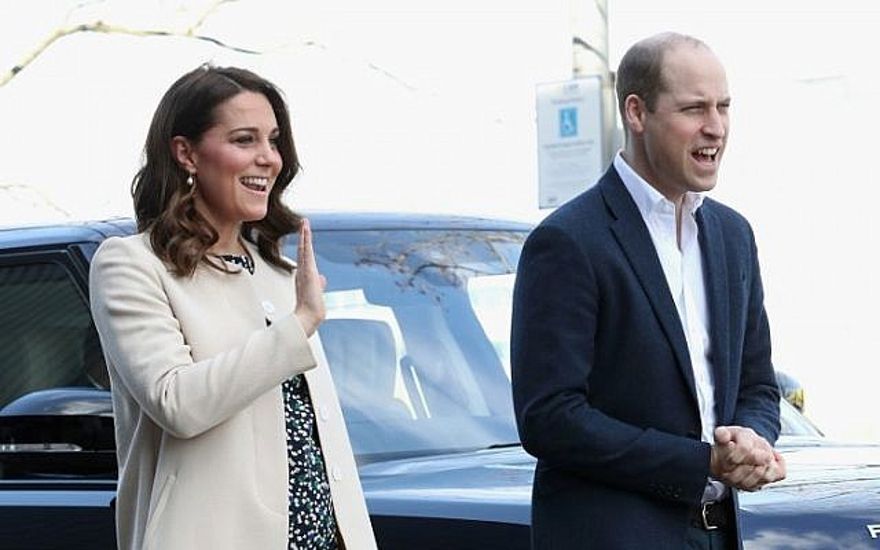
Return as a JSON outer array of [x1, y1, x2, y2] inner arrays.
[[637, 44, 730, 201]]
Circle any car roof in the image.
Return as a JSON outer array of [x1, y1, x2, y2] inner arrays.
[[0, 212, 533, 251], [0, 218, 136, 250], [305, 211, 533, 232]]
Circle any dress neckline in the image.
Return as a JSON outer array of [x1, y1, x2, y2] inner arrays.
[[215, 253, 255, 275]]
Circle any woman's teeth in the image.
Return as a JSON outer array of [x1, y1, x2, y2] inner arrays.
[[240, 177, 269, 191]]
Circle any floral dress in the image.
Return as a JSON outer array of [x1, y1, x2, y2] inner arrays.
[[282, 374, 339, 549]]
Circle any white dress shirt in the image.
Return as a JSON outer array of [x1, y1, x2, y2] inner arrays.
[[614, 153, 725, 502]]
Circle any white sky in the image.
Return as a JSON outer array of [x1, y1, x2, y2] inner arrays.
[[2, 0, 878, 441]]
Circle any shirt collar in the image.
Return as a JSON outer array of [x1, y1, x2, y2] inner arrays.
[[613, 152, 705, 218]]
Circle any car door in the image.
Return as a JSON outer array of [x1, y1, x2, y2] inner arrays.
[[0, 241, 117, 549]]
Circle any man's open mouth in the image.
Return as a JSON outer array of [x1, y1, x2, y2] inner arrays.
[[693, 147, 719, 163]]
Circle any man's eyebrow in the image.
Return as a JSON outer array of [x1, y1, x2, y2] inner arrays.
[[676, 96, 732, 106]]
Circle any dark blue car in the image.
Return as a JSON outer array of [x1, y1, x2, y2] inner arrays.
[[1, 215, 879, 549]]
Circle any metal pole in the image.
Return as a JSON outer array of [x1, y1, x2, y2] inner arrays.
[[570, 0, 619, 169]]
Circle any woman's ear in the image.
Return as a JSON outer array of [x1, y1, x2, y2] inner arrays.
[[170, 136, 197, 173]]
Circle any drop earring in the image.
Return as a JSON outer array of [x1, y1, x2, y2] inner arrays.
[[187, 173, 195, 186]]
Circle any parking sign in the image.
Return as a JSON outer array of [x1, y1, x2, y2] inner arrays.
[[536, 76, 604, 208]]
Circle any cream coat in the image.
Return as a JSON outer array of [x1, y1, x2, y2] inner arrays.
[[90, 233, 376, 550]]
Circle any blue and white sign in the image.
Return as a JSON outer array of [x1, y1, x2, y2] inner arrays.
[[536, 76, 604, 208], [559, 107, 579, 138]]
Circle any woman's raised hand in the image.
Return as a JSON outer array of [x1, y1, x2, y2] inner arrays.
[[294, 219, 327, 336]]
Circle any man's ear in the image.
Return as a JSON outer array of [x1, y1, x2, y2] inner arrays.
[[170, 136, 197, 174], [623, 94, 647, 135]]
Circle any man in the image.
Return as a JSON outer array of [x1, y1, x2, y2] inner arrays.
[[511, 33, 786, 549]]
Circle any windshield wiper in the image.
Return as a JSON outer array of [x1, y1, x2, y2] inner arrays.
[[485, 442, 522, 450]]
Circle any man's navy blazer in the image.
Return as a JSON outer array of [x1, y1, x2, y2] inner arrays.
[[511, 166, 781, 549]]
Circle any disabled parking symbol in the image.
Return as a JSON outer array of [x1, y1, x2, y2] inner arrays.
[[559, 107, 578, 138]]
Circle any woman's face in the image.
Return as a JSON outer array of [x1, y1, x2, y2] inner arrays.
[[188, 91, 282, 237]]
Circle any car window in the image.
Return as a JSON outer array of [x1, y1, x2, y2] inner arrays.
[[0, 260, 108, 410], [467, 273, 516, 379], [779, 398, 822, 437], [293, 229, 525, 462]]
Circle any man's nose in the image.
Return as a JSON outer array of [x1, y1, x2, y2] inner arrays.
[[703, 109, 727, 138]]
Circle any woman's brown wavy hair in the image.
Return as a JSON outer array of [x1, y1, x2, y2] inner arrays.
[[132, 65, 302, 277]]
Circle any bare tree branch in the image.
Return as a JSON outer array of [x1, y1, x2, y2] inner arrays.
[[301, 39, 418, 92], [0, 183, 72, 217], [3, 0, 421, 95], [187, 0, 238, 35], [1, 0, 254, 87]]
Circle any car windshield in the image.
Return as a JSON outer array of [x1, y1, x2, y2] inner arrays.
[[779, 398, 822, 438], [288, 226, 820, 463], [288, 228, 523, 462]]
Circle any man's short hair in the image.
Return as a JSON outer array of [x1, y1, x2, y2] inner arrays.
[[615, 32, 708, 120]]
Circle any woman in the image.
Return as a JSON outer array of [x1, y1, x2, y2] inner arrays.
[[90, 65, 375, 550]]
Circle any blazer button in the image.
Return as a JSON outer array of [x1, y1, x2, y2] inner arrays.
[[318, 406, 329, 422], [331, 466, 343, 481]]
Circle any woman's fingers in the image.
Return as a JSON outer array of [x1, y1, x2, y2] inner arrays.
[[297, 219, 315, 271], [294, 219, 326, 336]]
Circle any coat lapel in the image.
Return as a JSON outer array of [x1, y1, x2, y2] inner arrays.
[[696, 204, 731, 421], [599, 169, 698, 406]]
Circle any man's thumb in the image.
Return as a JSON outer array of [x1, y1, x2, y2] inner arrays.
[[714, 426, 732, 444]]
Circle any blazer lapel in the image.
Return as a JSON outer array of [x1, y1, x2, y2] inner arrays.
[[696, 204, 731, 421], [599, 169, 698, 406]]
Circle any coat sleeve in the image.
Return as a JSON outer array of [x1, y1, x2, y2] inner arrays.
[[731, 225, 781, 445], [89, 236, 317, 439], [511, 224, 710, 505]]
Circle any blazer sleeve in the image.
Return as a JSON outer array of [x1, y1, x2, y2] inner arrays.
[[512, 225, 710, 505], [731, 225, 781, 445], [89, 236, 317, 439]]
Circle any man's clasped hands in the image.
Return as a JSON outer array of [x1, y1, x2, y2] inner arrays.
[[710, 426, 787, 491]]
